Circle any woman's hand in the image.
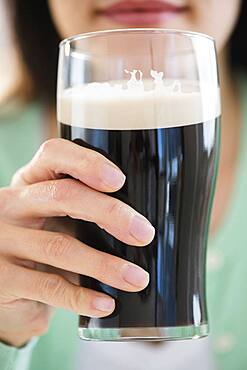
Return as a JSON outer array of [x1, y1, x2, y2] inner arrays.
[[0, 139, 155, 347]]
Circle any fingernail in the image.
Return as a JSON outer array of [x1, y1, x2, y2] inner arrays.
[[92, 297, 115, 312], [129, 215, 155, 243], [122, 264, 150, 288], [102, 163, 126, 189]]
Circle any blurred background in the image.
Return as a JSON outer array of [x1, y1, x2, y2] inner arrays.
[[0, 0, 20, 103]]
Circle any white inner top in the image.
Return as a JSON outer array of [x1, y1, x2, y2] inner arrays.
[[58, 70, 220, 130]]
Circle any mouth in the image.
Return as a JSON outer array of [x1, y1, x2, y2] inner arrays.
[[95, 1, 189, 26]]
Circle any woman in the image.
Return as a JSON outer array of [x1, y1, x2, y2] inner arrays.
[[0, 0, 246, 369]]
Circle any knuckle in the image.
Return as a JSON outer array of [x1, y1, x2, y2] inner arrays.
[[106, 199, 125, 219], [86, 152, 112, 182], [94, 255, 110, 280], [43, 233, 73, 260], [49, 179, 76, 202], [11, 166, 26, 187], [80, 150, 109, 189], [83, 147, 98, 161], [87, 150, 101, 168], [42, 181, 59, 201], [37, 139, 58, 160], [69, 288, 85, 313], [37, 275, 64, 300], [79, 150, 101, 179]]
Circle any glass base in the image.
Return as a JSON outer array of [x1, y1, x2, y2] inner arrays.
[[78, 324, 208, 342]]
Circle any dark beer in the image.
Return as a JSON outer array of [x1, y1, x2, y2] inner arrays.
[[59, 116, 220, 332], [57, 28, 221, 340]]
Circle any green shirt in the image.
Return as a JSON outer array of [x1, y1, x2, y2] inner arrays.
[[1, 80, 247, 369]]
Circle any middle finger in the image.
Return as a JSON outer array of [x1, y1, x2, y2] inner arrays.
[[5, 179, 155, 246]]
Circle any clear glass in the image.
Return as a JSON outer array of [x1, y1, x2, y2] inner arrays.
[[57, 28, 221, 342]]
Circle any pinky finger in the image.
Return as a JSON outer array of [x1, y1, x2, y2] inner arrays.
[[6, 264, 115, 318]]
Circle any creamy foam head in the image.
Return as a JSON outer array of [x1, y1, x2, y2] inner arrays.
[[58, 78, 220, 130]]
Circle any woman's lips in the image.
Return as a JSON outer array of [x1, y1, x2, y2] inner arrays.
[[96, 0, 188, 26]]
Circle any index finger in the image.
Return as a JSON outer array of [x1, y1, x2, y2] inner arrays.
[[11, 138, 126, 192]]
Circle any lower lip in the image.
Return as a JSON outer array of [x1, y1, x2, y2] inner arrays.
[[98, 10, 185, 26]]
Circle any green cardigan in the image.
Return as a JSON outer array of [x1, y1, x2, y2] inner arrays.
[[1, 81, 247, 369]]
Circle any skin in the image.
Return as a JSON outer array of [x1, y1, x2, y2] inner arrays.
[[48, 0, 240, 51], [0, 0, 242, 347]]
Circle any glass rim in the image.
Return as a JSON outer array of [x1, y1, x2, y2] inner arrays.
[[59, 28, 214, 48]]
